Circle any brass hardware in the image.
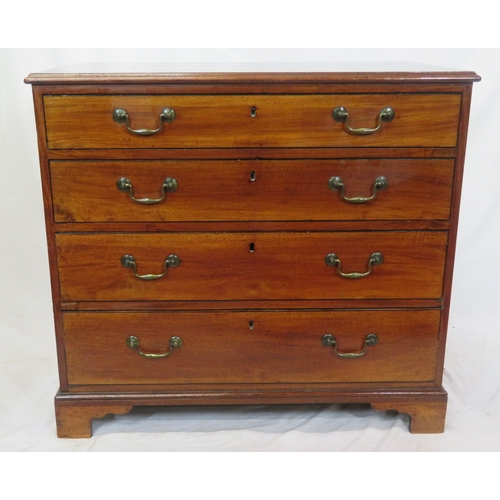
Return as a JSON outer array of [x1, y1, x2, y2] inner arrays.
[[112, 107, 176, 136], [328, 175, 388, 203], [121, 254, 180, 280], [325, 252, 383, 279], [249, 242, 255, 252], [250, 171, 257, 182], [116, 177, 178, 205], [332, 106, 394, 135], [126, 335, 182, 358], [250, 106, 257, 118], [249, 320, 254, 330], [321, 333, 378, 358]]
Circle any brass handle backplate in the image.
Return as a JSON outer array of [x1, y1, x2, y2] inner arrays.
[[116, 177, 178, 205], [325, 252, 383, 279], [328, 176, 388, 203], [126, 335, 182, 358], [332, 106, 394, 135], [112, 107, 176, 136], [121, 254, 180, 280], [321, 333, 378, 358]]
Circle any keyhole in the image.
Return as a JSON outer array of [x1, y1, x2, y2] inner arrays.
[[250, 106, 257, 118], [250, 171, 256, 182], [249, 242, 255, 252], [249, 321, 254, 330]]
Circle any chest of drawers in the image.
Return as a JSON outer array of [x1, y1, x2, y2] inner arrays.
[[25, 66, 480, 437]]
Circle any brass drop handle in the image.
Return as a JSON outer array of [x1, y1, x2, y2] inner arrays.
[[321, 333, 378, 358], [121, 254, 180, 280], [328, 176, 388, 203], [325, 252, 383, 279], [126, 335, 182, 358], [116, 177, 178, 205], [332, 106, 395, 135], [112, 107, 176, 136]]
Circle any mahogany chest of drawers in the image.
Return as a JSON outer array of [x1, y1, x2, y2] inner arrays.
[[25, 66, 480, 437]]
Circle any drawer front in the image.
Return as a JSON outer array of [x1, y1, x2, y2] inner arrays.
[[63, 310, 440, 385], [51, 159, 454, 223], [44, 94, 461, 149], [56, 231, 447, 301]]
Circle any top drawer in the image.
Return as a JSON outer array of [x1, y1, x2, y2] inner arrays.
[[43, 94, 461, 149]]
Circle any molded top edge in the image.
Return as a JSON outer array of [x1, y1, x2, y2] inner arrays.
[[24, 62, 481, 84]]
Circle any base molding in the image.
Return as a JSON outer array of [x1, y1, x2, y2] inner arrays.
[[54, 387, 448, 438]]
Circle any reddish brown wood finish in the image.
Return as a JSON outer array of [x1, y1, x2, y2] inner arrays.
[[44, 94, 461, 149], [51, 159, 454, 223], [62, 310, 440, 385], [55, 402, 132, 438], [434, 83, 474, 385], [60, 298, 443, 311], [24, 69, 481, 85], [56, 231, 447, 301], [53, 220, 451, 233], [64, 380, 439, 393], [371, 400, 447, 433], [46, 147, 457, 161], [26, 69, 479, 437], [53, 387, 447, 436], [31, 87, 69, 391], [26, 82, 476, 100]]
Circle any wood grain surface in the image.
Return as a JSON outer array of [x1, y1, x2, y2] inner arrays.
[[62, 309, 440, 385], [51, 159, 455, 222], [44, 94, 461, 149], [26, 71, 479, 435], [56, 231, 448, 301]]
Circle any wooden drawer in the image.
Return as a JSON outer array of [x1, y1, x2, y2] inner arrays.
[[44, 94, 461, 149], [51, 159, 454, 223], [63, 310, 440, 385], [56, 231, 447, 301]]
